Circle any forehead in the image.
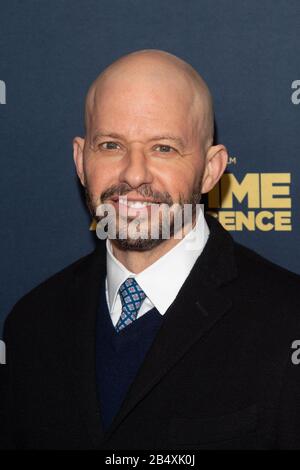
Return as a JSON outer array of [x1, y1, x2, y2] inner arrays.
[[88, 75, 199, 141]]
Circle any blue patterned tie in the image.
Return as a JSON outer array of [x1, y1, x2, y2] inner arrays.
[[115, 278, 146, 332]]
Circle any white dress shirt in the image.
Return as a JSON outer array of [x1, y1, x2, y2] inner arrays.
[[105, 209, 210, 326]]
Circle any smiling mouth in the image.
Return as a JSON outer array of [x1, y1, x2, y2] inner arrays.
[[110, 196, 163, 209]]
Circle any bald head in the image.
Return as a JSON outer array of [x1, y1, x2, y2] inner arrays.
[[84, 49, 214, 149], [73, 49, 228, 255]]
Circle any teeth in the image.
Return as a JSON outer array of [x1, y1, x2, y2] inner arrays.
[[118, 198, 158, 208]]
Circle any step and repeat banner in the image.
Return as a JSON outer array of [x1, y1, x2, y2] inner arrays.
[[1, 0, 299, 333]]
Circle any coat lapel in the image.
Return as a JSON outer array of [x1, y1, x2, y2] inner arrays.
[[103, 215, 238, 441], [64, 215, 237, 447]]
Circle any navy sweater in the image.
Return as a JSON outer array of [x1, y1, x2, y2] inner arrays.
[[96, 281, 164, 431]]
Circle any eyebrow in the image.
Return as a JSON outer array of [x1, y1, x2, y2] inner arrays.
[[91, 131, 186, 149]]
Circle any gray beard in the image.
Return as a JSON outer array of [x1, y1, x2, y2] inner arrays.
[[85, 187, 202, 252]]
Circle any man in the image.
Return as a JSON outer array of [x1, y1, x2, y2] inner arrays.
[[1, 49, 300, 449]]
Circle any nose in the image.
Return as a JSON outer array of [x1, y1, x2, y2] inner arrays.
[[118, 145, 153, 189]]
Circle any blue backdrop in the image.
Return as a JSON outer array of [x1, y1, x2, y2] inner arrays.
[[1, 0, 300, 335]]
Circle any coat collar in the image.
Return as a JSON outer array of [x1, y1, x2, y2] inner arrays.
[[67, 214, 238, 447]]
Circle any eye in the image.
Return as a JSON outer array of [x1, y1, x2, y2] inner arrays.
[[99, 141, 121, 150], [154, 144, 176, 153]]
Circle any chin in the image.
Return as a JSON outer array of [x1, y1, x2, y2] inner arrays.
[[112, 237, 166, 252]]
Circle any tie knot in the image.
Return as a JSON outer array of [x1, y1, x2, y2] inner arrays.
[[119, 277, 146, 310]]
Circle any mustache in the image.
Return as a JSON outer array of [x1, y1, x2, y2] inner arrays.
[[100, 184, 174, 205]]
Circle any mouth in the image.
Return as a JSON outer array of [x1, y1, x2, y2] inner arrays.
[[110, 196, 163, 209]]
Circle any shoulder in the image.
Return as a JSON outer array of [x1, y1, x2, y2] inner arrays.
[[234, 241, 300, 292], [206, 213, 300, 295], [229, 241, 300, 335], [4, 249, 96, 332]]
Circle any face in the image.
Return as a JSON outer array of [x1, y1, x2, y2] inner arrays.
[[73, 71, 226, 250]]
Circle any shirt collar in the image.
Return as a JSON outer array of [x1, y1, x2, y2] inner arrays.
[[106, 208, 210, 314]]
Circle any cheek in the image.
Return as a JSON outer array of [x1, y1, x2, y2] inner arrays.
[[156, 160, 203, 197], [84, 158, 118, 193]]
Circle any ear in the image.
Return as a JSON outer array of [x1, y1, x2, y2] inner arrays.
[[201, 144, 228, 194], [73, 137, 86, 187]]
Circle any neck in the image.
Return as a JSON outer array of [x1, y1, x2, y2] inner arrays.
[[110, 218, 196, 273]]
